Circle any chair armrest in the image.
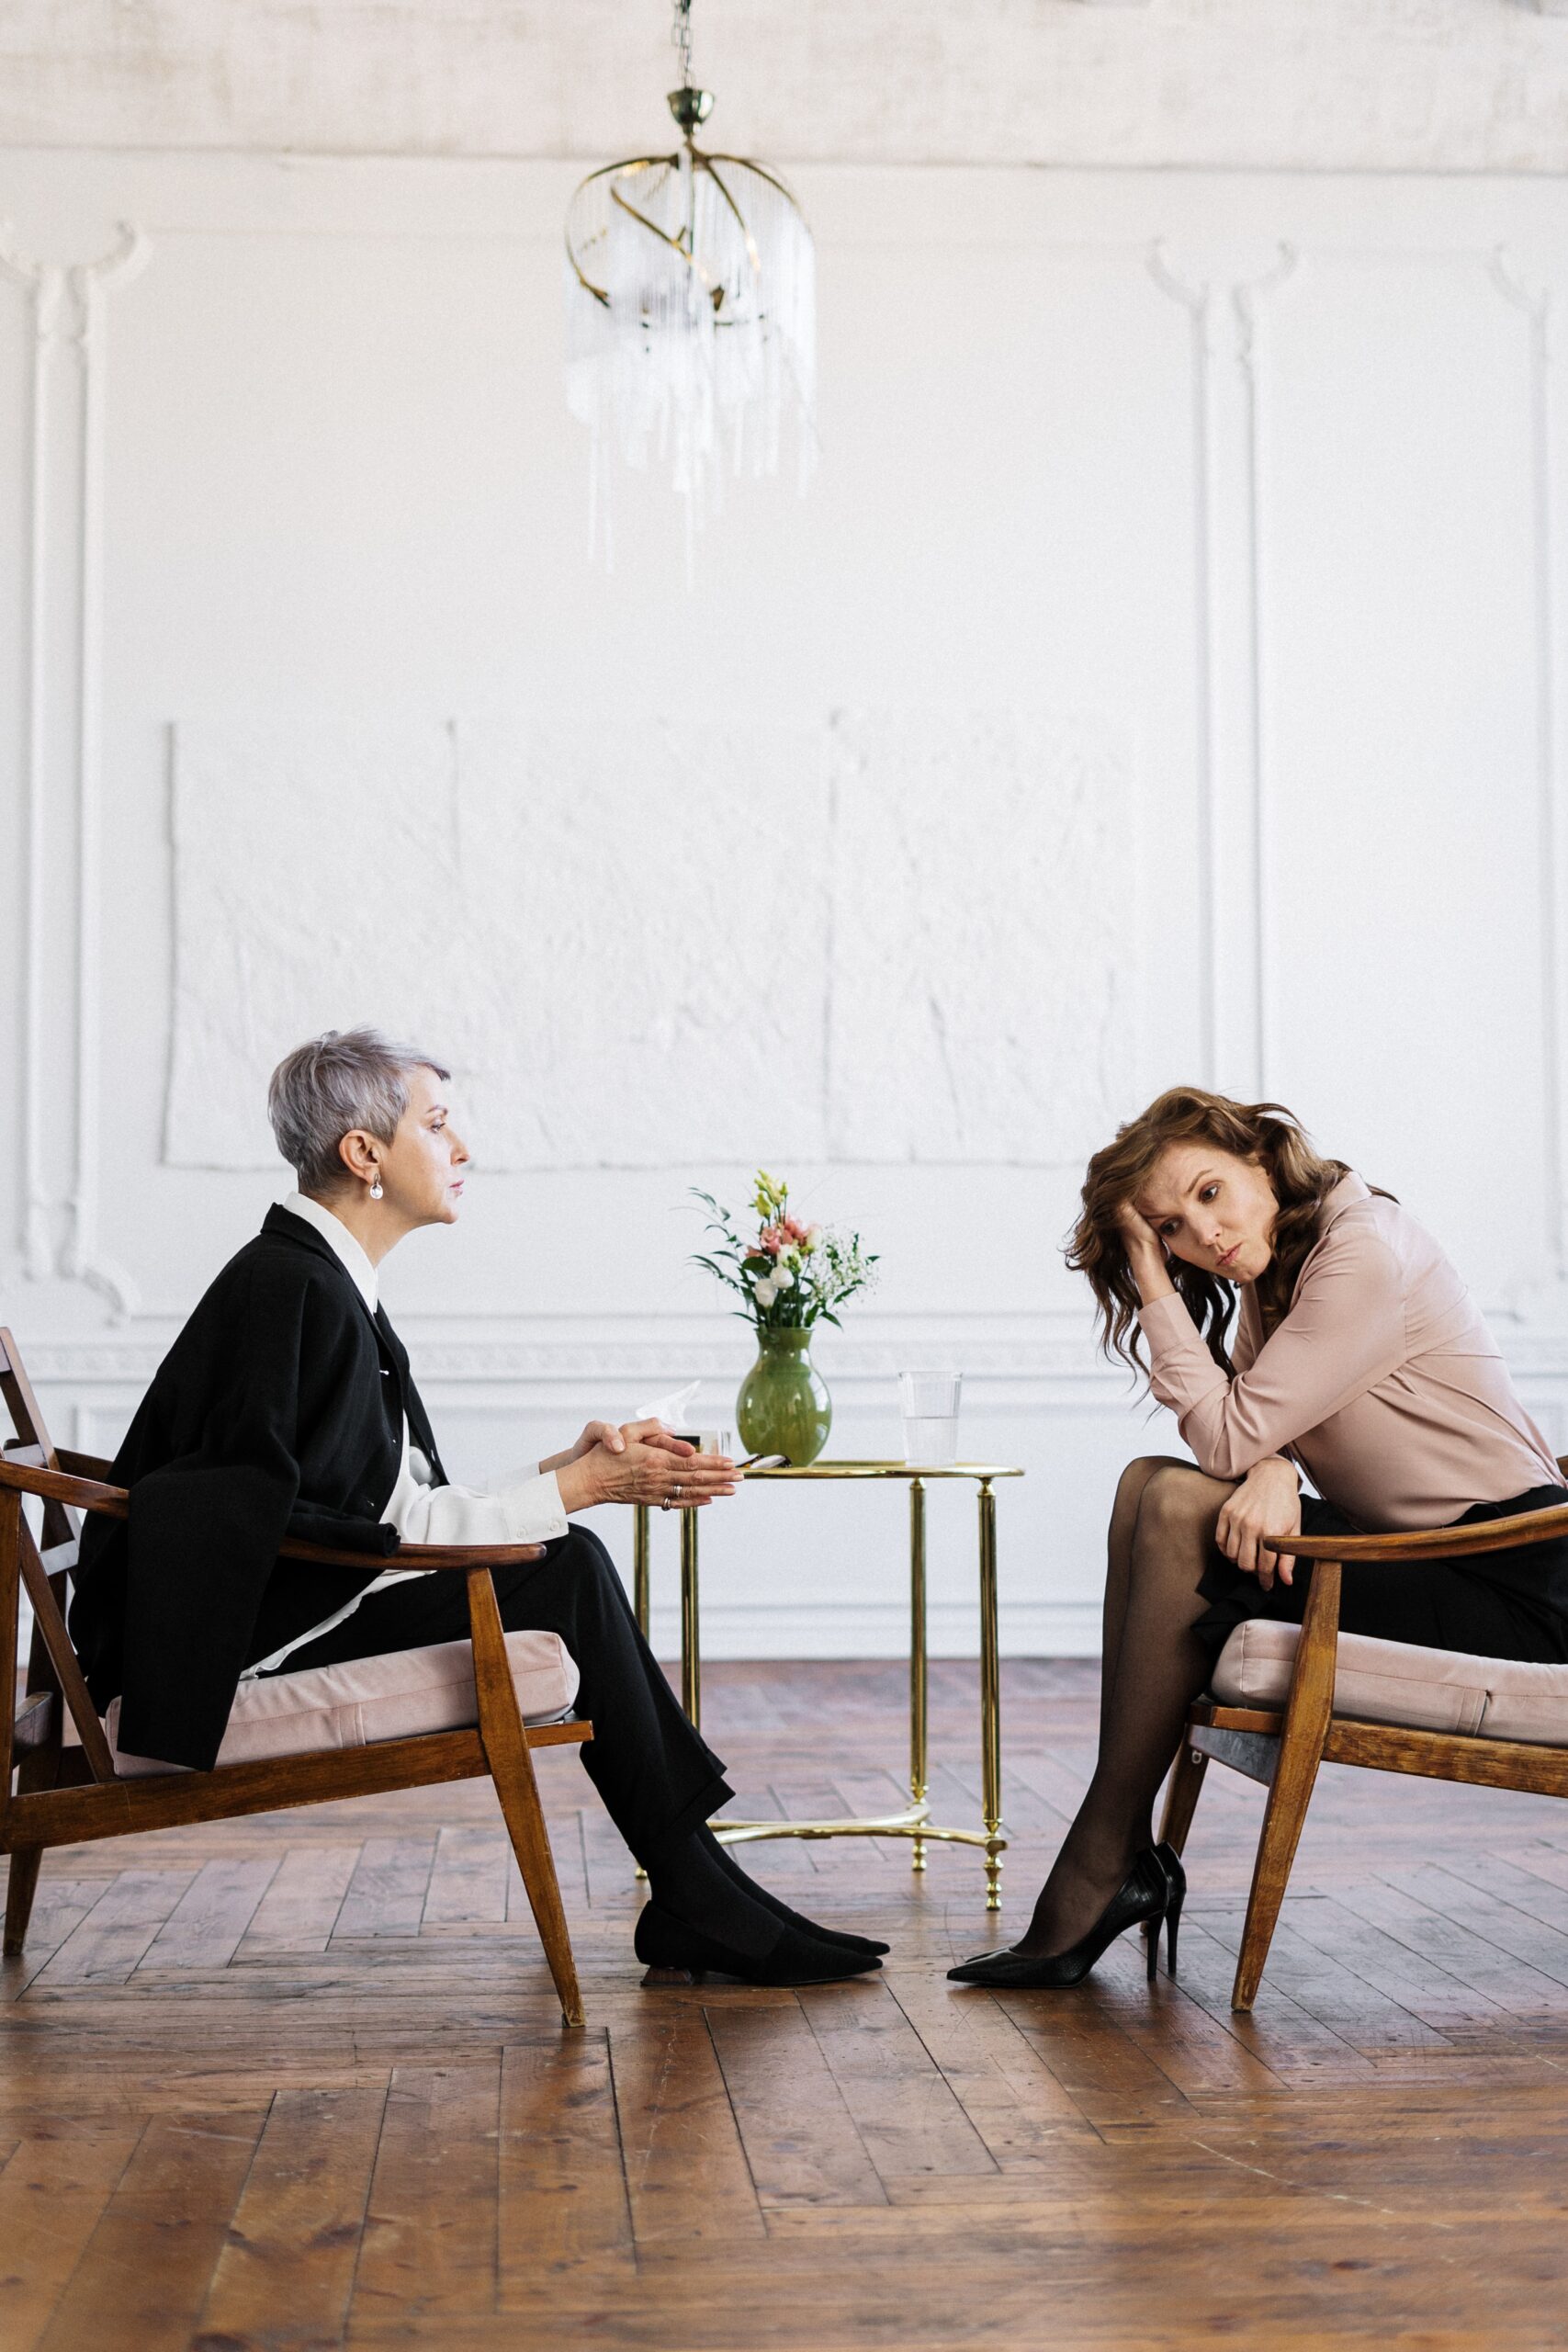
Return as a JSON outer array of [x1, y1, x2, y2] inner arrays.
[[276, 1534, 548, 1573], [57, 1448, 114, 1479], [0, 1457, 128, 1518], [0, 1461, 547, 1571], [1286, 1496, 1568, 1566]]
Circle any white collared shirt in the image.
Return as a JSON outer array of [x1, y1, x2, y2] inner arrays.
[[245, 1193, 568, 1675]]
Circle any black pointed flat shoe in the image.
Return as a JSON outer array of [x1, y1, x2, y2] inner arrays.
[[699, 1828, 890, 1954], [765, 1911, 889, 1959], [635, 1902, 883, 1987], [946, 1849, 1169, 1989]]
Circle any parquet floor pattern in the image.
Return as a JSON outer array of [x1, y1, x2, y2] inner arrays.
[[7, 1660, 1568, 2349]]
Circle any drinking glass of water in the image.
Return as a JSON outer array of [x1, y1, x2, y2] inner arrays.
[[899, 1372, 963, 1468]]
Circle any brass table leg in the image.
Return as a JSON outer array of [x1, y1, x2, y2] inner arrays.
[[680, 1507, 701, 1732], [634, 1503, 652, 1878], [634, 1505, 650, 1645], [909, 1477, 928, 1872], [687, 1465, 1009, 1903], [978, 1477, 1003, 1909]]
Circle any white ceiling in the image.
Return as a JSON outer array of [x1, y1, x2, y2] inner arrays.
[[3, 0, 1567, 171]]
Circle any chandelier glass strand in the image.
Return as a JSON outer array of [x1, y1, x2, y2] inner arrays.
[[564, 0, 818, 560]]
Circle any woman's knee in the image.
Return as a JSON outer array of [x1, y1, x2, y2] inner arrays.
[[1134, 1463, 1224, 1543], [559, 1523, 638, 1622], [567, 1522, 615, 1574], [1114, 1455, 1179, 1514]]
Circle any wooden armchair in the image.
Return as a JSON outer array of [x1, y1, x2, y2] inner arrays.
[[1159, 1463, 1568, 2013], [0, 1328, 592, 2025]]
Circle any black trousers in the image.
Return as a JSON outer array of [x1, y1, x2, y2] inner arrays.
[[1195, 1486, 1568, 1667], [273, 1525, 733, 1865]]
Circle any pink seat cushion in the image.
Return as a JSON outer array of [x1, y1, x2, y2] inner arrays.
[[1212, 1619, 1568, 1746], [104, 1632, 580, 1778]]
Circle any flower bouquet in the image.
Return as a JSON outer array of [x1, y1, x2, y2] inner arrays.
[[692, 1171, 876, 1463]]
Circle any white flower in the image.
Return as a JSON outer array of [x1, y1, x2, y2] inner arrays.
[[803, 1224, 823, 1253], [772, 1265, 795, 1290], [754, 1279, 778, 1308]]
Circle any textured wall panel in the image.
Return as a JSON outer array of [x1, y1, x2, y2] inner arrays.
[[165, 709, 1129, 1171], [165, 715, 830, 1170], [165, 719, 461, 1169], [828, 710, 1132, 1164]]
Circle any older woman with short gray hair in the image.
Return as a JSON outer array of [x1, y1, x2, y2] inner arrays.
[[71, 1027, 885, 1986]]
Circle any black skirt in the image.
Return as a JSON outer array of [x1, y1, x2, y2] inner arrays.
[[1193, 1484, 1568, 1668]]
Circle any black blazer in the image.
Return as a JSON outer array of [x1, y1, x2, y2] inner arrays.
[[71, 1206, 449, 1771]]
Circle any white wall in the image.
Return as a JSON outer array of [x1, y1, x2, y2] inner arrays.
[[4, 128, 1568, 1657]]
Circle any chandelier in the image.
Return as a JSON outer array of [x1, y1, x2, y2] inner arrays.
[[564, 0, 818, 557]]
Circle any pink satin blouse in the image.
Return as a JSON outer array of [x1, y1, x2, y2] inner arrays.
[[1138, 1172, 1563, 1532]]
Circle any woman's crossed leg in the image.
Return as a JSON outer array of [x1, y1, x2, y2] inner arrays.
[[1017, 1456, 1232, 1959]]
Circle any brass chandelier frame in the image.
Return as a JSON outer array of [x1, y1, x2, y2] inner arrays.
[[566, 79, 805, 326]]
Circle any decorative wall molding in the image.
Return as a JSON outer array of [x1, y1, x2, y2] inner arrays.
[[1487, 246, 1565, 1286], [16, 1331, 1135, 1387], [1145, 241, 1296, 1101], [1231, 245, 1297, 1102], [0, 227, 64, 1287], [1145, 242, 1217, 1088], [24, 1327, 1568, 1391], [0, 219, 149, 1319]]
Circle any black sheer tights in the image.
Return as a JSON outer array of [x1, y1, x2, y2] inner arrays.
[[1015, 1459, 1233, 1959]]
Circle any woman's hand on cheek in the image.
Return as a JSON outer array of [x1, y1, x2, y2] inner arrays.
[[1115, 1198, 1163, 1259], [1214, 1457, 1302, 1592], [1114, 1198, 1175, 1304]]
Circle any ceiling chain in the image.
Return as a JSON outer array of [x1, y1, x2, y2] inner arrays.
[[671, 0, 695, 93]]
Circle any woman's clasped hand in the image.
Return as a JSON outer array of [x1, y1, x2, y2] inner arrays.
[[543, 1419, 740, 1513], [1213, 1456, 1302, 1590]]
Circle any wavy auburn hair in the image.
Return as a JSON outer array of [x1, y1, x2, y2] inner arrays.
[[1066, 1088, 1354, 1379]]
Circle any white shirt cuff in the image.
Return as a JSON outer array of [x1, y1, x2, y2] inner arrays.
[[497, 1470, 569, 1545]]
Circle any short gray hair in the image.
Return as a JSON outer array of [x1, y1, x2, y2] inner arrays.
[[267, 1028, 452, 1194]]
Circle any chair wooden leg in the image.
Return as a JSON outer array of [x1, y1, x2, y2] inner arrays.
[[467, 1569, 585, 2029], [1157, 1738, 1210, 1859], [4, 1846, 43, 1956], [1231, 1562, 1342, 2013]]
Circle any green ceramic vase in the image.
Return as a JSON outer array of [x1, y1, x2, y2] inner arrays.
[[736, 1326, 832, 1466]]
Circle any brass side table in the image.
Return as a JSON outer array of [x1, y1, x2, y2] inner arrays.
[[633, 1462, 1023, 1909]]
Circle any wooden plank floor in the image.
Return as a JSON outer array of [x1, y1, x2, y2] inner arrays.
[[7, 1657, 1568, 2348]]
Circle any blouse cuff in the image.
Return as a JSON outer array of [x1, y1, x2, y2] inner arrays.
[[1138, 1290, 1203, 1357], [1138, 1288, 1230, 1413], [498, 1470, 570, 1545]]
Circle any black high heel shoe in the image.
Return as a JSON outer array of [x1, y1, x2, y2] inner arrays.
[[635, 1902, 882, 1988], [1152, 1839, 1186, 1976], [945, 1849, 1169, 1989]]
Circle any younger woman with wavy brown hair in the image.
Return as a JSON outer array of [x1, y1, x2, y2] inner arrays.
[[950, 1087, 1568, 1991]]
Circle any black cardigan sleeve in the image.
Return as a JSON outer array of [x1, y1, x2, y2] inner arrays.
[[111, 1261, 395, 1770]]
